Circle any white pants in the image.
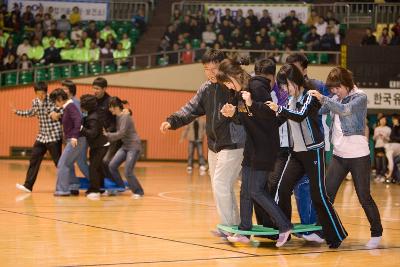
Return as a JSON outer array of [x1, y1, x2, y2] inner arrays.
[[384, 143, 400, 175], [208, 148, 243, 226]]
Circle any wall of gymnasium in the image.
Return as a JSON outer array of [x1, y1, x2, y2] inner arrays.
[[0, 63, 334, 160]]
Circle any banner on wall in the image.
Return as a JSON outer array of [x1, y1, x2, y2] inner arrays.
[[363, 88, 400, 110], [7, 0, 108, 21], [205, 3, 310, 24]]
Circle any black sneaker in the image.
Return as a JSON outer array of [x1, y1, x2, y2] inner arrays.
[[70, 190, 79, 196], [328, 241, 342, 249]]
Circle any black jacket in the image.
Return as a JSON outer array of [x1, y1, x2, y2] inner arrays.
[[96, 92, 116, 132], [167, 81, 245, 153], [81, 111, 108, 148], [236, 76, 280, 170], [390, 125, 400, 143], [277, 88, 324, 150]]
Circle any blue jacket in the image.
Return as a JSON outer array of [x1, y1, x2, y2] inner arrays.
[[319, 88, 367, 140]]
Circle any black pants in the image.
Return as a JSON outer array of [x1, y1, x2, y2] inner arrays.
[[24, 140, 62, 191], [275, 148, 348, 244], [255, 147, 290, 227], [327, 155, 383, 237], [87, 146, 108, 193], [374, 147, 387, 176], [187, 141, 206, 167], [103, 140, 123, 186]]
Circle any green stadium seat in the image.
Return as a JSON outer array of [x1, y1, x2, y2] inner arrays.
[[157, 57, 168, 66], [297, 41, 305, 50], [19, 71, 34, 84], [191, 38, 201, 49], [320, 53, 329, 64], [104, 64, 116, 73], [307, 53, 318, 64], [4, 72, 17, 86]]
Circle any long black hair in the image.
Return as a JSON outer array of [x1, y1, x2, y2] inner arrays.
[[276, 63, 316, 91]]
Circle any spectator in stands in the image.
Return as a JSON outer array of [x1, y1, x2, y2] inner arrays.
[[315, 16, 327, 37], [251, 35, 265, 61], [281, 10, 299, 31], [71, 24, 83, 44], [2, 53, 17, 70], [291, 19, 301, 40], [390, 17, 400, 45], [221, 8, 234, 24], [88, 41, 100, 62], [175, 33, 186, 49], [215, 34, 227, 49], [206, 8, 217, 28], [229, 27, 244, 48], [219, 19, 233, 41], [178, 15, 191, 38], [50, 20, 59, 38], [55, 31, 70, 49], [379, 27, 391, 46], [74, 40, 90, 62], [84, 21, 97, 40], [168, 43, 180, 64], [3, 38, 17, 58], [100, 42, 114, 63], [6, 13, 21, 32], [28, 39, 45, 64], [81, 31, 92, 48], [121, 33, 132, 55], [266, 35, 279, 50], [195, 10, 206, 32], [306, 9, 319, 27], [234, 9, 245, 28], [171, 8, 182, 24], [283, 29, 298, 50], [69, 6, 81, 26], [259, 27, 269, 44], [280, 46, 292, 63], [61, 43, 75, 62], [247, 9, 259, 29], [213, 42, 221, 50], [320, 26, 337, 51], [0, 4, 8, 17], [374, 116, 391, 182], [57, 14, 71, 33], [43, 13, 53, 32], [18, 53, 33, 70], [164, 24, 178, 46], [202, 24, 217, 46], [0, 29, 9, 48], [304, 26, 320, 50], [195, 41, 206, 61], [47, 6, 54, 18], [325, 10, 339, 25], [94, 31, 105, 48], [44, 40, 61, 64], [242, 18, 255, 41], [113, 42, 129, 67], [42, 30, 56, 49], [34, 13, 43, 26], [33, 23, 44, 42], [328, 19, 340, 45], [37, 5, 45, 19], [259, 9, 273, 29], [181, 42, 194, 64], [17, 38, 31, 58], [100, 25, 117, 41], [361, 27, 378, 46], [189, 19, 202, 40], [22, 5, 35, 28], [132, 7, 146, 33]]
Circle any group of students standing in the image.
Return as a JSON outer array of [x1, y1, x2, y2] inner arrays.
[[14, 78, 144, 200], [161, 49, 383, 249]]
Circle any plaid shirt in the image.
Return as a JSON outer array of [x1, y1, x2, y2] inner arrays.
[[16, 95, 62, 143]]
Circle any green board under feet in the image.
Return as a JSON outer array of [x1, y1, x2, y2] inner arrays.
[[217, 223, 322, 236]]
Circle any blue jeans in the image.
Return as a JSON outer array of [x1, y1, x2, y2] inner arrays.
[[55, 137, 85, 194], [70, 137, 89, 184], [108, 147, 144, 195], [294, 175, 317, 225], [239, 166, 292, 232]]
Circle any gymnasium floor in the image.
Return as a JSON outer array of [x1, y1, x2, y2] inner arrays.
[[1, 160, 399, 267]]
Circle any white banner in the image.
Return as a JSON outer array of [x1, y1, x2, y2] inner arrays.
[[205, 3, 310, 25], [8, 0, 108, 21], [363, 88, 400, 110]]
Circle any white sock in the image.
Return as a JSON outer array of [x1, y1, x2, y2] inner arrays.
[[366, 236, 382, 249]]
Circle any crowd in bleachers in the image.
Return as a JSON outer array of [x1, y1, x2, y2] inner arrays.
[[361, 16, 400, 46], [0, 3, 146, 74], [158, 8, 345, 65]]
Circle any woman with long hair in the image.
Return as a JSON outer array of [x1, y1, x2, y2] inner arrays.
[[217, 57, 292, 247], [266, 63, 348, 248], [308, 67, 383, 249]]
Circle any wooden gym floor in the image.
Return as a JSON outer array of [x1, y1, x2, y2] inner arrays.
[[0, 159, 399, 267]]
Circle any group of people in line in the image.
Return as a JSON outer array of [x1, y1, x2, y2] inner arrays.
[[160, 49, 382, 249], [14, 78, 144, 200]]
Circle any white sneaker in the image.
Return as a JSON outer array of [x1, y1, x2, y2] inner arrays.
[[276, 230, 291, 247], [366, 236, 382, 249], [186, 166, 193, 173], [199, 165, 207, 171], [86, 192, 100, 200], [227, 234, 250, 244], [132, 194, 143, 199], [302, 233, 325, 243], [16, 183, 31, 193]]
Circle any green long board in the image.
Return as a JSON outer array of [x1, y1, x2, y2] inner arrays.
[[217, 223, 322, 236]]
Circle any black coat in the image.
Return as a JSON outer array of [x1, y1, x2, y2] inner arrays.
[[81, 111, 108, 148], [96, 92, 116, 132]]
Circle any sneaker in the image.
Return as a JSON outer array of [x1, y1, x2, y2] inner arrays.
[[16, 183, 31, 193], [87, 192, 100, 200], [199, 165, 207, 171], [70, 190, 79, 196], [276, 230, 291, 247], [132, 193, 143, 199], [366, 236, 381, 249], [186, 166, 193, 173], [54, 192, 70, 196], [211, 229, 230, 238], [227, 234, 250, 244], [302, 233, 325, 243], [328, 241, 342, 249]]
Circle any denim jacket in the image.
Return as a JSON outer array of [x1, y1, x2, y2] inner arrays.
[[319, 88, 367, 140]]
